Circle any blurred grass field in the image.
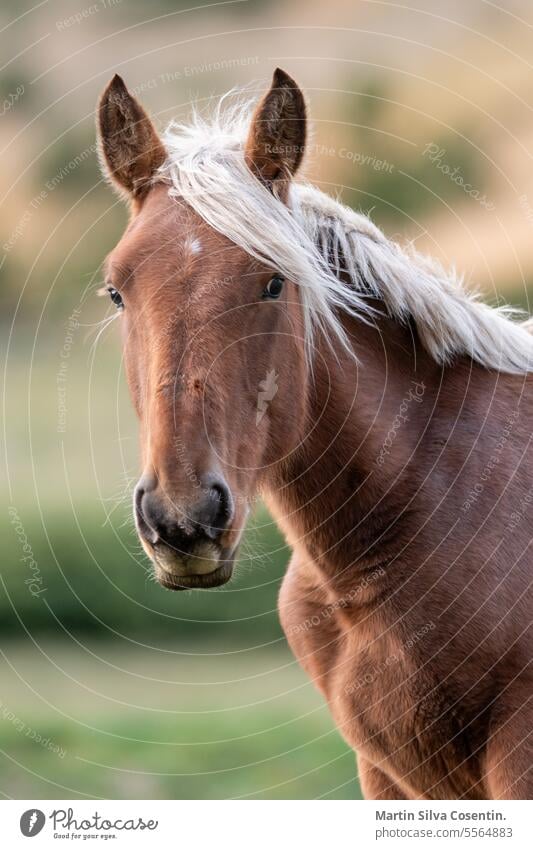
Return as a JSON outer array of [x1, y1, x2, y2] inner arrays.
[[0, 640, 361, 799]]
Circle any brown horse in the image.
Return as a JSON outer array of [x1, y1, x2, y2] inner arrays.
[[97, 69, 533, 799]]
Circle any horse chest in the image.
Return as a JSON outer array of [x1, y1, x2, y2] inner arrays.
[[279, 564, 410, 723], [331, 635, 476, 798], [279, 562, 479, 799], [333, 634, 422, 754]]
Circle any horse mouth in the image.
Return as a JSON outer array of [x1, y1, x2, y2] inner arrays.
[[155, 560, 234, 591], [152, 542, 235, 591]]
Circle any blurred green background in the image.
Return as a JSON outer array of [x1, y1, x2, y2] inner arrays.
[[3, 0, 533, 799]]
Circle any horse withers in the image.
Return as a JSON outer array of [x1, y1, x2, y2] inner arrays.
[[97, 69, 533, 799]]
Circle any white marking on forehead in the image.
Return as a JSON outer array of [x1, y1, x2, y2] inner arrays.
[[188, 237, 202, 255]]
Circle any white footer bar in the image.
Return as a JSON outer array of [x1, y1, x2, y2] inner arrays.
[[1, 800, 531, 847]]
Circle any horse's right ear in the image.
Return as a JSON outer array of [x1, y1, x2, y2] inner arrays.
[[97, 75, 166, 200]]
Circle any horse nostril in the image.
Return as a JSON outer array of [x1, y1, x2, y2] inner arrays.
[[134, 484, 144, 516], [199, 477, 234, 540], [134, 475, 159, 545], [213, 482, 233, 525]]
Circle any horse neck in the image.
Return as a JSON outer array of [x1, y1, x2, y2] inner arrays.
[[265, 310, 437, 581]]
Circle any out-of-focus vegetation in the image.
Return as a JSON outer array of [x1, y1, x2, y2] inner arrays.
[[3, 0, 533, 800], [3, 504, 289, 642], [0, 640, 362, 800]]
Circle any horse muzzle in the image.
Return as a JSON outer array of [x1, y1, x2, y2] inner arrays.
[[133, 470, 237, 590]]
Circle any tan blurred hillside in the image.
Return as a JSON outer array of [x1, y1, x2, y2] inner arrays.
[[3, 0, 533, 315]]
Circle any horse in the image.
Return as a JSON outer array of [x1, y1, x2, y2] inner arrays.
[[96, 68, 533, 800]]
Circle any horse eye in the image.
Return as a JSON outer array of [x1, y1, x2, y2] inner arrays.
[[107, 286, 124, 310], [263, 275, 284, 299]]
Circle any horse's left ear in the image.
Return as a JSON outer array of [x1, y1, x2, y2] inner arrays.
[[245, 68, 306, 195], [97, 74, 167, 200]]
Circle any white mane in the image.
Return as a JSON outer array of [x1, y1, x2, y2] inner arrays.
[[159, 96, 533, 374]]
